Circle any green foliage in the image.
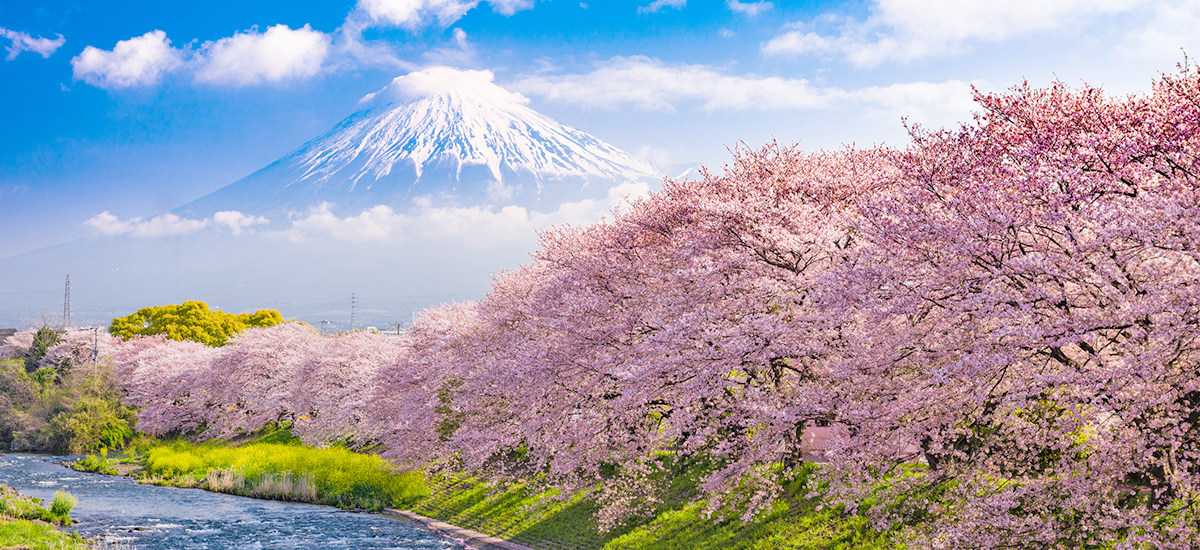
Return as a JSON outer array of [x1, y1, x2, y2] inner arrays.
[[141, 438, 430, 510], [23, 327, 62, 374], [47, 491, 76, 520], [43, 395, 137, 454], [0, 359, 136, 454], [108, 300, 287, 346]]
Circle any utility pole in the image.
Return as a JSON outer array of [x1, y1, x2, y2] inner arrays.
[[349, 293, 358, 332], [63, 275, 72, 329], [92, 326, 99, 364]]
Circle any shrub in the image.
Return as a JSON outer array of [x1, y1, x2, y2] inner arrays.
[[49, 490, 76, 520], [43, 395, 137, 454]]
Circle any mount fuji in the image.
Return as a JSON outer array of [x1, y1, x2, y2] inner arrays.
[[0, 68, 667, 329], [176, 67, 661, 218]]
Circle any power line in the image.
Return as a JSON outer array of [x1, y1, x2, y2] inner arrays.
[[349, 292, 358, 332]]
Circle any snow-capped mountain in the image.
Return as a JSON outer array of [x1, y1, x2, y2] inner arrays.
[[177, 67, 661, 218]]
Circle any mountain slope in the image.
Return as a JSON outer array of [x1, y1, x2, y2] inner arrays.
[[177, 67, 660, 218]]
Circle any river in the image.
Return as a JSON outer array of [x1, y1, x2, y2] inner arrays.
[[0, 453, 466, 549]]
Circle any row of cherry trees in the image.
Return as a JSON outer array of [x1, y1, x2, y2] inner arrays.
[[9, 67, 1200, 548]]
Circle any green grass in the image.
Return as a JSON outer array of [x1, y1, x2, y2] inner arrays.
[[0, 484, 90, 550], [74, 452, 119, 475], [0, 520, 93, 550], [413, 463, 901, 550], [140, 440, 429, 510]]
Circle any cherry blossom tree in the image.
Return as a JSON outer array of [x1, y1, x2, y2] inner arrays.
[[196, 322, 320, 438], [110, 334, 219, 435], [824, 66, 1200, 548], [291, 330, 404, 446]]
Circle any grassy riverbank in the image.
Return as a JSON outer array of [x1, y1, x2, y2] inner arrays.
[[86, 431, 429, 511], [0, 484, 89, 550], [412, 463, 897, 550], [78, 429, 898, 550]]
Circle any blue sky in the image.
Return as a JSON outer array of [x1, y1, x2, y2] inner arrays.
[[2, 0, 1199, 261]]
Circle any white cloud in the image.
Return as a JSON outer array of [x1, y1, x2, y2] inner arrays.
[[761, 30, 837, 56], [280, 203, 399, 242], [213, 211, 269, 235], [0, 27, 64, 60], [84, 212, 207, 237], [1117, 2, 1200, 62], [83, 212, 134, 236], [489, 0, 535, 15], [726, 0, 772, 16], [763, 0, 1145, 66], [509, 56, 979, 127], [639, 0, 685, 14], [353, 0, 535, 29], [85, 210, 271, 238], [71, 30, 184, 88], [275, 181, 651, 245], [361, 66, 530, 106], [509, 56, 840, 111], [195, 24, 330, 86], [849, 80, 978, 126]]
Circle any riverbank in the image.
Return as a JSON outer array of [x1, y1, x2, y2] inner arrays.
[[4, 452, 459, 549], [0, 484, 90, 550], [74, 433, 898, 550]]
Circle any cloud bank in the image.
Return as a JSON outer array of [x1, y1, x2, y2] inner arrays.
[[510, 56, 838, 111], [762, 0, 1145, 66], [83, 181, 649, 247], [71, 24, 334, 89], [84, 211, 209, 238], [509, 56, 977, 126], [276, 180, 651, 245]]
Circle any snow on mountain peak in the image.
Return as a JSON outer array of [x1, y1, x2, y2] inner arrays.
[[176, 67, 661, 217], [294, 66, 659, 194]]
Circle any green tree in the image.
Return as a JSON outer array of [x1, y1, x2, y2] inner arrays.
[[23, 327, 62, 373], [108, 301, 287, 347]]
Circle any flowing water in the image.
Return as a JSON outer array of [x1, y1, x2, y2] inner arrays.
[[0, 453, 466, 549]]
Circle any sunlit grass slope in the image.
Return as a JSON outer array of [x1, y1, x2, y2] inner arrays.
[[413, 463, 899, 550]]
